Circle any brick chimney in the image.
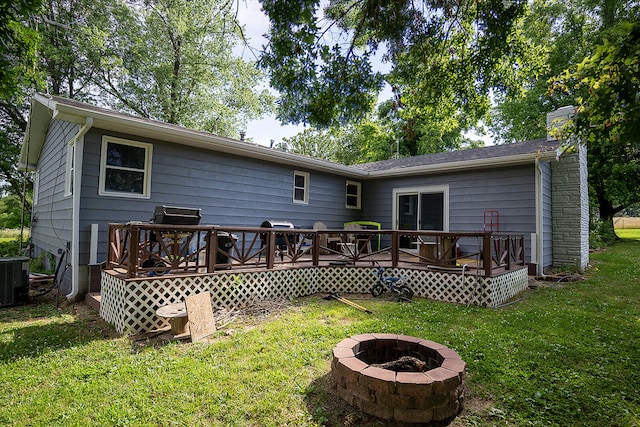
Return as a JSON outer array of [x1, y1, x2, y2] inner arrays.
[[546, 106, 576, 141]]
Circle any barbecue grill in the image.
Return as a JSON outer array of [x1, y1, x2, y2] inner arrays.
[[259, 220, 296, 261], [151, 205, 201, 225]]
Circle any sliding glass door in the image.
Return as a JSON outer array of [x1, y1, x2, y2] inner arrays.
[[393, 186, 449, 250]]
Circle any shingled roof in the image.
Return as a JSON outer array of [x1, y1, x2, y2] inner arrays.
[[352, 139, 561, 174], [23, 94, 564, 179]]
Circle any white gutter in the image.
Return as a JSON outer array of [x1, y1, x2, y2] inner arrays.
[[66, 116, 93, 301], [367, 151, 557, 178]]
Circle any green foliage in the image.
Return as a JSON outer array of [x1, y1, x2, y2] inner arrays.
[[260, 0, 535, 134], [590, 219, 617, 249], [1, 242, 639, 425], [491, 1, 639, 224], [490, 0, 600, 143], [29, 251, 55, 274], [0, 195, 29, 229], [0, 239, 27, 257], [0, 0, 43, 99], [550, 20, 640, 220], [0, 0, 276, 217], [88, 0, 274, 137]]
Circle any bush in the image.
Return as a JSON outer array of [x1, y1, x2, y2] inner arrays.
[[590, 220, 617, 249], [0, 239, 28, 257]]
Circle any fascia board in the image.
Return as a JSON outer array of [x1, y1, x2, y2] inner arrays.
[[20, 97, 54, 170], [366, 152, 557, 179]]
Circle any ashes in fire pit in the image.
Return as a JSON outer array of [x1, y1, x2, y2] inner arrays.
[[331, 333, 466, 424]]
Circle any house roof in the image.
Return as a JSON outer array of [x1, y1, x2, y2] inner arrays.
[[20, 94, 562, 178], [20, 93, 362, 177], [352, 138, 561, 178]]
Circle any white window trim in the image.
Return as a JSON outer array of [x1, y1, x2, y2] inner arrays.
[[391, 185, 450, 231], [33, 170, 40, 206], [345, 180, 361, 209], [64, 143, 74, 197], [99, 136, 153, 199], [293, 170, 309, 204]]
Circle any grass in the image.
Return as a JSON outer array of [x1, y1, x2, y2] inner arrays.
[[1, 240, 639, 426], [0, 228, 28, 242], [616, 228, 640, 239]]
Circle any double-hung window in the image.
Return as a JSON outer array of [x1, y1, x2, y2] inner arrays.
[[99, 136, 152, 198], [345, 180, 361, 209], [293, 171, 309, 204]]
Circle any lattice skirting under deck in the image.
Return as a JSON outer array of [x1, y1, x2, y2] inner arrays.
[[100, 266, 529, 333]]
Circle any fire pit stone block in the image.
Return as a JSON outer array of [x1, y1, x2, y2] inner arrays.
[[331, 334, 465, 424]]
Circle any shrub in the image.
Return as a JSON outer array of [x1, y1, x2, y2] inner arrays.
[[0, 239, 28, 257], [590, 220, 617, 249]]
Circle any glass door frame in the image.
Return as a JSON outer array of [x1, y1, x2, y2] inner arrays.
[[392, 185, 450, 251]]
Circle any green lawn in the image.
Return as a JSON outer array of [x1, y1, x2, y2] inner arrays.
[[616, 228, 640, 239], [1, 239, 638, 426]]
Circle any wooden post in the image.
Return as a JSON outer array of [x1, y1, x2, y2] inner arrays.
[[391, 231, 399, 267], [483, 234, 492, 276], [312, 231, 319, 266], [266, 231, 275, 269], [208, 231, 218, 273], [127, 224, 139, 278]]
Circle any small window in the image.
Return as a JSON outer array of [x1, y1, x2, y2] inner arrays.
[[99, 136, 152, 198], [64, 144, 75, 197], [346, 180, 361, 209], [293, 171, 309, 204]]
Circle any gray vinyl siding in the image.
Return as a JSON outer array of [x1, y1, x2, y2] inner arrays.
[[78, 129, 360, 264], [362, 165, 538, 262], [540, 161, 553, 268], [30, 119, 77, 292]]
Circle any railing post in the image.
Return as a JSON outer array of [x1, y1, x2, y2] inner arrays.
[[107, 224, 114, 268], [312, 231, 319, 266], [208, 230, 218, 273], [391, 231, 399, 267], [127, 224, 139, 279], [483, 233, 492, 276], [266, 231, 275, 269], [506, 235, 512, 270]]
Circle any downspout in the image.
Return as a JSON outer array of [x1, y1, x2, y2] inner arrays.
[[534, 158, 543, 276], [66, 116, 93, 300]]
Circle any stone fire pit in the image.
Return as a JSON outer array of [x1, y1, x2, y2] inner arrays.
[[331, 333, 466, 424]]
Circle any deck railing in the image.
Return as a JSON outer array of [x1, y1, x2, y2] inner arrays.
[[106, 223, 525, 278]]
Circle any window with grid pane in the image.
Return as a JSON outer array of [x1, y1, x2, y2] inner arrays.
[[293, 171, 309, 204], [100, 137, 152, 198]]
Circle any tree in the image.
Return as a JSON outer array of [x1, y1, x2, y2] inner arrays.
[[90, 0, 274, 137], [0, 0, 43, 218], [260, 0, 538, 137], [549, 20, 640, 222], [0, 0, 43, 99], [0, 0, 275, 223], [489, 0, 601, 143]]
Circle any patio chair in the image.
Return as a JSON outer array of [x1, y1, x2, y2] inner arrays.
[[314, 221, 340, 254]]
